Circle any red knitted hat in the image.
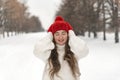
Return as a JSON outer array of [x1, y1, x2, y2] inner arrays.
[[48, 16, 73, 34]]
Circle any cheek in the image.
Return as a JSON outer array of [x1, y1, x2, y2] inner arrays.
[[63, 35, 68, 41], [54, 36, 59, 42]]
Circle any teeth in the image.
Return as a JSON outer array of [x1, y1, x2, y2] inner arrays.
[[59, 40, 64, 42]]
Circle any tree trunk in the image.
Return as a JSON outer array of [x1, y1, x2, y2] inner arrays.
[[114, 6, 119, 43], [103, 1, 106, 40]]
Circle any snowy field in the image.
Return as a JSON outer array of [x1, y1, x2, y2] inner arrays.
[[0, 32, 120, 80]]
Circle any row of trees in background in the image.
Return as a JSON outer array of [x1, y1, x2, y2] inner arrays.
[[0, 0, 44, 38], [56, 0, 120, 43]]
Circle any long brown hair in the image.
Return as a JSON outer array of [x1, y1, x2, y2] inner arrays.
[[48, 38, 80, 80]]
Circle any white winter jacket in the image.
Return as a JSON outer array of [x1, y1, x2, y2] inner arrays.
[[33, 30, 89, 80]]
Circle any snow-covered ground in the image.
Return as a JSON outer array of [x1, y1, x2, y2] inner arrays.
[[0, 32, 120, 80]]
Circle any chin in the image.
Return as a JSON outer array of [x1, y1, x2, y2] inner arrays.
[[59, 43, 65, 45]]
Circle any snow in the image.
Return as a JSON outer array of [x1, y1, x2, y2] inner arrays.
[[0, 32, 120, 80]]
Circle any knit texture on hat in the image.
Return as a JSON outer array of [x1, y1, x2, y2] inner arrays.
[[48, 16, 73, 34]]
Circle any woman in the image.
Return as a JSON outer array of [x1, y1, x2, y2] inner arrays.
[[34, 16, 89, 80]]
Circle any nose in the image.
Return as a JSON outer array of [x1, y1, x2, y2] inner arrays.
[[59, 35, 63, 39]]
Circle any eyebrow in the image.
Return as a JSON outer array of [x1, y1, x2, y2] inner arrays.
[[55, 30, 67, 34], [62, 31, 66, 33]]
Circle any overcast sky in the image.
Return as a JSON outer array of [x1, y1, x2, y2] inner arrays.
[[26, 0, 62, 30]]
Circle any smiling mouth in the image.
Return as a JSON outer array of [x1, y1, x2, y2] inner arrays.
[[58, 40, 64, 42]]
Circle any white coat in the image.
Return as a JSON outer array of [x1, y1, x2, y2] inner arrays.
[[33, 30, 89, 80]]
